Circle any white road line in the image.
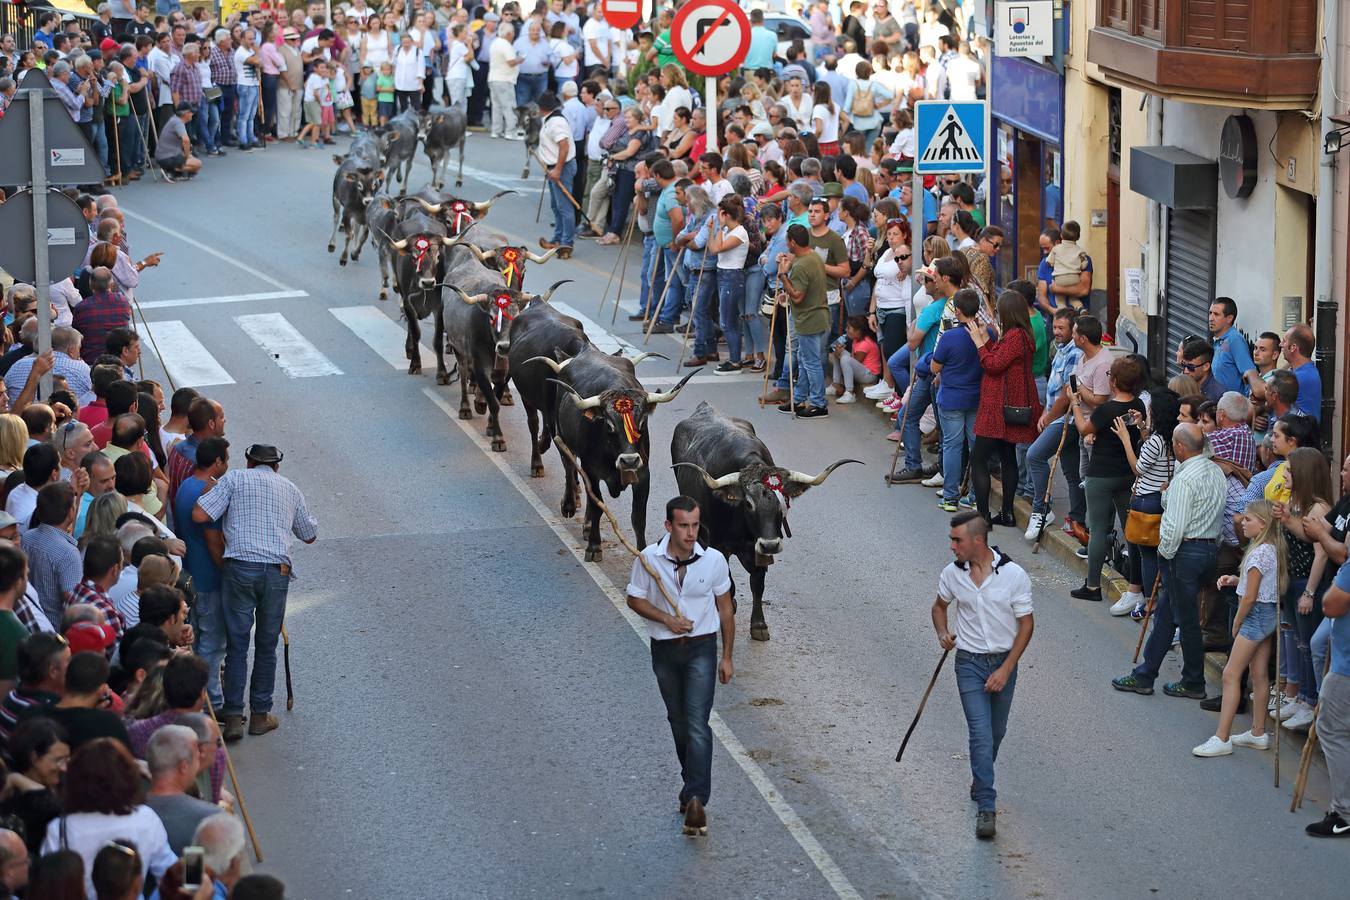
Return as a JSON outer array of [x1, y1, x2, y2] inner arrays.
[[120, 207, 294, 291], [639, 372, 759, 386], [552, 301, 636, 355], [235, 313, 343, 378], [139, 290, 310, 310], [330, 305, 435, 368], [137, 321, 235, 387], [420, 386, 864, 900]]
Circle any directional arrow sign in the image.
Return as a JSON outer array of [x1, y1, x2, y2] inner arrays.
[[0, 190, 91, 284], [672, 0, 750, 77]]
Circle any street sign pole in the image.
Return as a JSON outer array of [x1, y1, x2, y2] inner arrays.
[[28, 90, 52, 398], [705, 78, 717, 153]]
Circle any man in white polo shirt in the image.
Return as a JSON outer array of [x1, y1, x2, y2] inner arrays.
[[626, 496, 735, 838], [932, 510, 1035, 840]]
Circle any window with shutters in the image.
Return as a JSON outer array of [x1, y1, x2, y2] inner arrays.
[[1164, 208, 1217, 375]]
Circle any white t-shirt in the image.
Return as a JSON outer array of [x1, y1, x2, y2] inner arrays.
[[43, 807, 178, 898], [782, 92, 812, 128], [609, 25, 629, 72], [234, 45, 260, 85], [586, 113, 611, 156], [812, 102, 839, 143], [446, 38, 471, 79], [488, 36, 519, 83], [303, 71, 327, 103], [361, 30, 391, 67], [1238, 542, 1280, 604], [945, 55, 981, 101], [393, 46, 425, 90], [706, 178, 735, 204], [300, 34, 331, 62], [656, 84, 691, 136], [551, 36, 578, 78], [582, 17, 611, 67], [538, 113, 576, 164], [872, 247, 913, 312], [717, 224, 749, 269]]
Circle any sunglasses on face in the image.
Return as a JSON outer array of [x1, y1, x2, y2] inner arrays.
[[896, 253, 911, 260], [987, 240, 1003, 250], [1180, 361, 1206, 372]]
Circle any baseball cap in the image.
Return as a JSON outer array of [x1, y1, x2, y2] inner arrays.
[[483, 12, 500, 21], [99, 37, 119, 53], [66, 621, 117, 656]]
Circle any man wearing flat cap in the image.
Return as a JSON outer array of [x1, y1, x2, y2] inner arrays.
[[193, 444, 317, 742]]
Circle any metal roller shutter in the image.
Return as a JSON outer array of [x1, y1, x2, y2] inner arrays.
[[1163, 208, 1217, 376]]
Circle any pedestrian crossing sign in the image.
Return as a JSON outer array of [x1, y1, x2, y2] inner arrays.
[[914, 101, 988, 174]]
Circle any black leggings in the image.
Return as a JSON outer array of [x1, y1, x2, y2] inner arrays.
[[971, 436, 1018, 519]]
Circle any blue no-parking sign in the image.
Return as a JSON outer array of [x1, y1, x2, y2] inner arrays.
[[914, 100, 988, 174]]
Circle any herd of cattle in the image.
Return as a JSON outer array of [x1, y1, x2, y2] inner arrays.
[[322, 114, 860, 640]]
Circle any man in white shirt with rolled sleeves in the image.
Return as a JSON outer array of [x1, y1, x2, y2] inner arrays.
[[626, 496, 735, 839], [931, 510, 1034, 841]]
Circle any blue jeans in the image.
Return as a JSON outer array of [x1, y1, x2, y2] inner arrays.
[[638, 235, 663, 316], [956, 649, 1019, 813], [515, 72, 548, 107], [717, 268, 745, 363], [792, 329, 828, 408], [1312, 615, 1333, 692], [197, 97, 220, 152], [218, 84, 237, 144], [651, 635, 718, 806], [902, 372, 934, 471], [657, 249, 686, 324], [191, 588, 225, 709], [1015, 376, 1047, 496], [235, 83, 259, 146], [888, 344, 911, 396], [548, 158, 577, 247], [741, 267, 767, 356], [221, 559, 292, 716], [1128, 492, 1163, 599], [1133, 540, 1217, 688], [774, 313, 797, 390], [1024, 418, 1086, 519], [938, 405, 977, 502], [689, 267, 717, 358]]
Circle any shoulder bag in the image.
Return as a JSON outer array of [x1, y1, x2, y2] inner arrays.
[[1124, 435, 1163, 547], [1002, 331, 1035, 427]]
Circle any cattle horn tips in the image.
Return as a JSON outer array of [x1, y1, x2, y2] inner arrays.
[[417, 198, 443, 214], [390, 237, 409, 250], [626, 352, 668, 366], [525, 246, 558, 264], [526, 356, 566, 374], [453, 287, 488, 305], [672, 462, 739, 490], [786, 458, 866, 486], [465, 243, 492, 263], [537, 279, 571, 303], [645, 367, 699, 404]]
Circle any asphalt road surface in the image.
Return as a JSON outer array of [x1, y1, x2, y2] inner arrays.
[[112, 134, 1349, 900]]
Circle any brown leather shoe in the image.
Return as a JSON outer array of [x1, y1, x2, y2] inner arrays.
[[247, 712, 279, 736], [538, 238, 559, 250], [221, 714, 245, 742], [681, 797, 707, 836]]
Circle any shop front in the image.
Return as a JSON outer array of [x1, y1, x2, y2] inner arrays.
[[989, 54, 1064, 289]]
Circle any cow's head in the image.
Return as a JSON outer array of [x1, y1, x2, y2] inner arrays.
[[342, 165, 384, 204], [463, 243, 556, 287], [671, 460, 863, 560], [391, 229, 459, 290], [414, 190, 515, 235], [516, 103, 542, 145], [533, 363, 698, 484], [454, 279, 568, 355]]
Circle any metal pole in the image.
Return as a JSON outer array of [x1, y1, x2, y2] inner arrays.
[[28, 91, 53, 399], [704, 77, 717, 154]]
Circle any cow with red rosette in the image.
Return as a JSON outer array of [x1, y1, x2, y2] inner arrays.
[[671, 401, 861, 641]]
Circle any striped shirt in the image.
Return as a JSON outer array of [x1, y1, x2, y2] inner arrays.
[[1132, 433, 1174, 496], [0, 688, 58, 749], [20, 526, 82, 628], [4, 351, 94, 406], [1158, 454, 1226, 560], [195, 468, 317, 566]]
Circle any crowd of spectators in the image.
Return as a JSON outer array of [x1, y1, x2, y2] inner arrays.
[[0, 186, 314, 889]]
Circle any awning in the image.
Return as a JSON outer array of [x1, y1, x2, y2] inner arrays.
[[34, 0, 99, 21]]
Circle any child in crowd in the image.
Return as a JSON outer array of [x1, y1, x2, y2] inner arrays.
[[359, 63, 378, 128], [1193, 500, 1287, 757], [830, 316, 882, 402], [298, 60, 333, 149], [376, 60, 396, 125], [1047, 219, 1088, 289]]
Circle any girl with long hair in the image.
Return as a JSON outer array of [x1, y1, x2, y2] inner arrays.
[[810, 80, 838, 155], [1193, 500, 1288, 756]]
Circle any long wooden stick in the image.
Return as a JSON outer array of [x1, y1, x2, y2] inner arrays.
[[131, 296, 177, 393], [609, 214, 638, 325], [644, 248, 684, 344], [759, 295, 780, 407], [1275, 618, 1282, 787], [1032, 420, 1071, 553], [204, 698, 263, 863], [1132, 572, 1161, 663], [675, 263, 708, 373], [885, 384, 912, 486], [895, 648, 950, 763], [600, 200, 637, 323], [281, 623, 293, 711], [553, 437, 682, 619]]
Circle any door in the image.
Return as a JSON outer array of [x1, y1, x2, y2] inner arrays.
[[1163, 207, 1217, 375]]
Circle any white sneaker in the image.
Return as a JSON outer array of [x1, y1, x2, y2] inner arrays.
[[1192, 735, 1234, 757], [1172, 627, 1181, 645], [1232, 730, 1270, 750], [922, 472, 944, 487], [1273, 699, 1302, 721], [836, 391, 856, 404], [1110, 591, 1143, 617], [863, 383, 891, 399], [1268, 690, 1294, 712], [1024, 513, 1046, 541], [1076, 546, 1089, 560], [1284, 703, 1315, 731]]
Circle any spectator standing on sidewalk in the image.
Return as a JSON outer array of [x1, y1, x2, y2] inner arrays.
[[173, 437, 226, 711], [931, 510, 1034, 840], [1207, 297, 1255, 395], [192, 444, 316, 742], [1022, 307, 1082, 539], [487, 23, 521, 140], [776, 224, 831, 419], [1113, 423, 1224, 698], [1282, 324, 1321, 422], [1309, 556, 1350, 837], [930, 288, 985, 512]]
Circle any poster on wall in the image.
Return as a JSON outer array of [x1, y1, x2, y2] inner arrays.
[[994, 0, 1053, 58]]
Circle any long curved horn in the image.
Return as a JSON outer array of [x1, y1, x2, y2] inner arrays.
[[417, 198, 443, 214], [452, 286, 489, 305], [671, 462, 740, 491], [785, 458, 866, 486], [626, 352, 668, 366], [524, 247, 558, 264], [524, 355, 570, 374], [390, 237, 409, 250], [545, 377, 602, 411], [525, 278, 572, 305], [645, 367, 700, 404], [463, 243, 494, 264], [473, 189, 518, 213]]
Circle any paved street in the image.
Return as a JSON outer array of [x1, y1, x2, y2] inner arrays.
[[116, 137, 1348, 900]]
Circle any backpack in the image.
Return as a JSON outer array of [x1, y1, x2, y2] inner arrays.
[[851, 82, 875, 117]]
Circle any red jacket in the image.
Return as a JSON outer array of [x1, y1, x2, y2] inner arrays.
[[975, 328, 1042, 443]]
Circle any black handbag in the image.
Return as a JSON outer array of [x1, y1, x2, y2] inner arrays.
[[1002, 332, 1035, 427]]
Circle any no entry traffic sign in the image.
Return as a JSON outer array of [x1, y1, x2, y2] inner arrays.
[[603, 0, 644, 31], [672, 0, 750, 77]]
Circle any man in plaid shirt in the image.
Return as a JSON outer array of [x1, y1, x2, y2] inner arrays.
[[193, 444, 316, 742], [209, 30, 239, 146], [71, 268, 132, 365], [65, 535, 127, 642]]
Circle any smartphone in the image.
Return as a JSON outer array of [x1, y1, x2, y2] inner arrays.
[[1069, 374, 1079, 394], [183, 846, 204, 891]]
